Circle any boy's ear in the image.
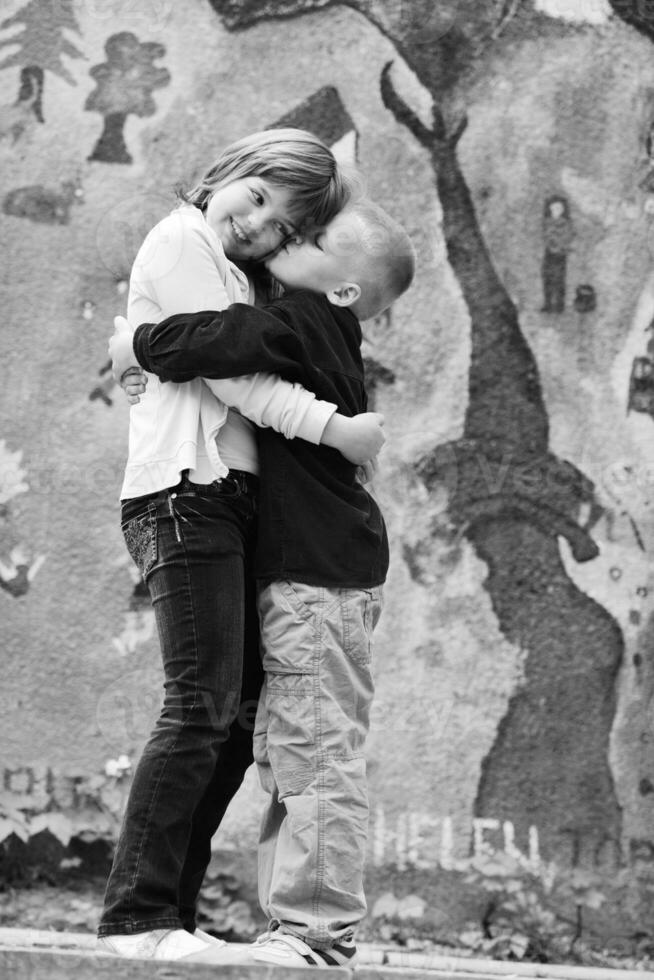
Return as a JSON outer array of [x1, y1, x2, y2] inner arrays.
[[326, 282, 361, 308]]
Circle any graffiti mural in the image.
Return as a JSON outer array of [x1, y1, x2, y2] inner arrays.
[[85, 32, 170, 164], [205, 0, 629, 869], [4, 0, 654, 949], [274, 84, 358, 164], [3, 173, 83, 224], [0, 441, 45, 599], [0, 0, 84, 126], [89, 359, 118, 407], [541, 194, 574, 314], [0, 66, 41, 141]]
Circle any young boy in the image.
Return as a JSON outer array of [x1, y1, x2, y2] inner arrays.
[[110, 198, 416, 968]]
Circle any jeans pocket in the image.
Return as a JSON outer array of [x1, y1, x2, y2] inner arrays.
[[122, 508, 157, 579]]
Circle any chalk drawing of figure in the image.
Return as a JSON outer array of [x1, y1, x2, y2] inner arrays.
[[0, 541, 45, 597], [541, 194, 574, 313], [90, 358, 118, 406], [0, 441, 46, 598], [638, 120, 654, 192], [112, 608, 156, 657], [110, 549, 155, 655]]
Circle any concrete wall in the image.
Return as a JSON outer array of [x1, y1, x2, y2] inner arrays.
[[1, 0, 654, 948]]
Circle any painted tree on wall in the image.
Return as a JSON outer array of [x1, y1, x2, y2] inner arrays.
[[608, 0, 654, 39], [0, 0, 84, 124], [85, 32, 170, 165], [206, 0, 625, 868]]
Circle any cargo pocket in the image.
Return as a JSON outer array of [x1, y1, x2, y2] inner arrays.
[[341, 587, 383, 665], [264, 669, 315, 798]]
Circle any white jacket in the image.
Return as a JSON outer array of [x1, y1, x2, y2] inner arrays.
[[121, 205, 335, 499]]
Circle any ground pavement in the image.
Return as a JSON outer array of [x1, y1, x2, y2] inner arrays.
[[2, 928, 654, 979]]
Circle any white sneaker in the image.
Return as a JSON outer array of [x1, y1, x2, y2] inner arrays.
[[252, 930, 358, 968], [97, 928, 213, 960], [193, 928, 227, 948]]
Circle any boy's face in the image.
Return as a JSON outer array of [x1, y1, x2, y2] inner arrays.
[[265, 209, 362, 294]]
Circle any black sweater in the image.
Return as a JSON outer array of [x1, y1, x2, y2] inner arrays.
[[133, 290, 388, 588]]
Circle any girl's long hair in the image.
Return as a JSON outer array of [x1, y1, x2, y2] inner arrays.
[[178, 127, 349, 230]]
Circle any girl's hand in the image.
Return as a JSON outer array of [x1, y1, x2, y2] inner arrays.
[[321, 412, 385, 465]]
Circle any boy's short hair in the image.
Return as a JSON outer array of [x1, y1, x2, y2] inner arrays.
[[347, 199, 416, 320]]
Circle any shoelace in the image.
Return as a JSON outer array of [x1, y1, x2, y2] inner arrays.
[[253, 931, 356, 967]]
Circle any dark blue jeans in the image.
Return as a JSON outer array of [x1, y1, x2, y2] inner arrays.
[[98, 471, 262, 936]]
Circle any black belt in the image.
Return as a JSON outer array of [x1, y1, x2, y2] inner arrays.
[[175, 468, 259, 495], [123, 470, 259, 514]]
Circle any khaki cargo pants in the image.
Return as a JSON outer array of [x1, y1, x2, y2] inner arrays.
[[254, 579, 383, 950]]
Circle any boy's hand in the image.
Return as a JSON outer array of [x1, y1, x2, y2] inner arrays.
[[122, 368, 148, 405], [109, 315, 147, 405], [321, 412, 385, 465]]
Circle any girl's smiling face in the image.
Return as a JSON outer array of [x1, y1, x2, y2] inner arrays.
[[205, 177, 297, 261]]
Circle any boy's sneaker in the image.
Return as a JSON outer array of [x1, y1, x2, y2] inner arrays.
[[97, 928, 226, 960], [252, 930, 357, 968]]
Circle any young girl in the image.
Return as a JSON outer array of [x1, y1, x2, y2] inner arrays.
[[97, 129, 383, 963]]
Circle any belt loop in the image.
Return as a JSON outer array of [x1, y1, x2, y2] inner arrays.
[[168, 492, 182, 543]]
